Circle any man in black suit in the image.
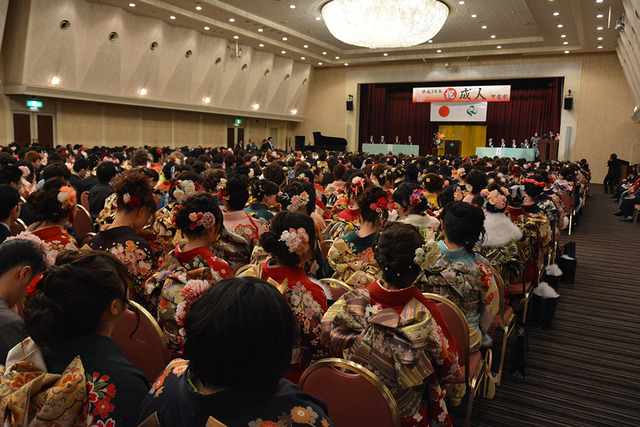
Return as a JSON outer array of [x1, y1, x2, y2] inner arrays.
[[261, 137, 275, 151], [0, 185, 21, 243], [69, 157, 89, 194], [246, 138, 258, 152], [89, 161, 118, 220], [234, 140, 245, 152]]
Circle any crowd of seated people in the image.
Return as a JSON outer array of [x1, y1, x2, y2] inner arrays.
[[0, 140, 591, 426]]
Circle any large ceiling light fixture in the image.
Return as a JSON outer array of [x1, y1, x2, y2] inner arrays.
[[322, 0, 449, 48]]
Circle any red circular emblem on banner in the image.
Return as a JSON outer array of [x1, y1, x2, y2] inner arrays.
[[444, 88, 457, 100], [439, 105, 450, 117]]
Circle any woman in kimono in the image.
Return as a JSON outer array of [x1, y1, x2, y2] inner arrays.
[[323, 222, 459, 427], [218, 174, 264, 250], [245, 178, 279, 224], [144, 193, 232, 357], [89, 170, 158, 311], [326, 185, 387, 288], [393, 182, 439, 237]]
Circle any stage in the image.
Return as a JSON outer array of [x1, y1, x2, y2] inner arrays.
[[362, 143, 419, 156], [476, 147, 535, 161]]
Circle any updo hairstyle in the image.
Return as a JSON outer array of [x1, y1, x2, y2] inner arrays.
[[357, 186, 389, 224], [440, 201, 486, 252], [225, 175, 250, 211], [392, 182, 430, 214], [373, 222, 423, 289], [27, 178, 75, 223], [250, 179, 279, 203], [371, 164, 394, 186], [201, 168, 226, 193], [112, 170, 157, 213], [523, 174, 546, 199], [24, 250, 129, 347], [260, 211, 316, 267], [278, 180, 316, 215], [422, 173, 444, 194], [175, 193, 222, 238], [465, 169, 489, 195]]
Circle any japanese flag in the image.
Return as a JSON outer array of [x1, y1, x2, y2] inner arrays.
[[430, 102, 488, 122]]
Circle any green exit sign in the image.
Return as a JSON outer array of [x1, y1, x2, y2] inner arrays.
[[234, 118, 243, 125], [26, 100, 43, 109]]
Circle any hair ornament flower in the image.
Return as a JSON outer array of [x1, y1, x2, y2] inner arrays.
[[19, 166, 30, 177], [465, 183, 473, 193], [413, 237, 440, 271], [287, 191, 310, 212], [457, 168, 466, 176], [57, 186, 77, 211], [486, 189, 507, 210], [523, 178, 545, 187], [187, 211, 216, 230], [480, 189, 490, 197], [350, 176, 365, 195], [369, 196, 389, 214], [216, 178, 230, 202], [453, 186, 464, 202], [122, 193, 142, 209], [6, 231, 55, 268], [280, 227, 310, 256], [173, 180, 200, 203], [409, 189, 425, 207], [175, 279, 213, 336]]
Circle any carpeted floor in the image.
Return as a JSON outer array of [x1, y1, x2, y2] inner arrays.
[[449, 184, 640, 426]]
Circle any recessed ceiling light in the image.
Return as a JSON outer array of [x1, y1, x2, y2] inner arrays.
[[229, 18, 235, 22], [597, 26, 603, 30], [597, 36, 603, 40], [204, 26, 210, 30], [436, 49, 442, 53], [335, 56, 340, 59], [383, 53, 388, 56], [557, 24, 563, 28], [290, 4, 295, 8], [203, 96, 211, 104], [596, 0, 603, 3], [301, 56, 305, 60], [322, 51, 327, 55], [318, 62, 323, 65], [459, 1, 465, 4], [252, 103, 259, 110], [233, 35, 239, 39], [564, 50, 570, 53], [138, 87, 147, 95], [481, 25, 487, 29], [316, 17, 321, 21], [561, 34, 567, 38], [281, 50, 286, 54], [169, 15, 176, 20], [195, 3, 202, 11], [258, 43, 264, 47], [303, 44, 309, 48], [598, 45, 604, 49], [282, 37, 288, 41], [428, 39, 434, 43], [128, 2, 135, 7], [258, 28, 264, 32], [553, 12, 559, 16], [490, 34, 496, 38], [471, 14, 477, 18], [497, 45, 502, 49], [597, 14, 604, 18], [50, 76, 60, 85], [344, 63, 349, 66], [563, 41, 568, 45], [291, 109, 297, 114]]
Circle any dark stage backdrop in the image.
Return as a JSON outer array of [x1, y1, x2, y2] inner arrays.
[[358, 77, 563, 154]]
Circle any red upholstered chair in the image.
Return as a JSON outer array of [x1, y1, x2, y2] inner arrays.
[[558, 192, 574, 235], [423, 293, 487, 427], [489, 267, 515, 385], [9, 219, 27, 236], [319, 278, 353, 303], [507, 244, 537, 323], [112, 300, 170, 383], [299, 358, 400, 427], [80, 191, 90, 211], [73, 205, 95, 240]]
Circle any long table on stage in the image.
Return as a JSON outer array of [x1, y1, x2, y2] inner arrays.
[[476, 147, 535, 161], [362, 143, 419, 156]]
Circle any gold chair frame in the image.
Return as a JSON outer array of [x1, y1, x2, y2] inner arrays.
[[127, 299, 170, 366], [422, 293, 487, 427], [319, 278, 353, 293], [491, 267, 516, 386], [234, 263, 259, 277], [299, 357, 401, 427]]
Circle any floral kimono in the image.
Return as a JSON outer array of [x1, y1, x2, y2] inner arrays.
[[30, 225, 78, 256], [322, 282, 459, 427], [144, 245, 232, 357], [151, 204, 182, 257], [89, 225, 158, 312], [210, 227, 252, 274], [420, 242, 499, 352], [222, 209, 264, 250], [326, 231, 380, 288], [507, 207, 552, 277], [322, 217, 358, 241], [476, 211, 525, 288]]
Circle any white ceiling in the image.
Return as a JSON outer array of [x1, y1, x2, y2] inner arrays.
[[89, 0, 626, 66]]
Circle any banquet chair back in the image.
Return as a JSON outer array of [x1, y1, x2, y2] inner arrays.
[[9, 219, 27, 236], [319, 278, 353, 303], [558, 192, 574, 235], [74, 205, 95, 240], [507, 244, 535, 322], [490, 267, 515, 385], [81, 191, 90, 211], [299, 358, 400, 427], [112, 300, 169, 383]]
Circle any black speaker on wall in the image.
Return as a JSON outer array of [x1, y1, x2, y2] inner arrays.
[[346, 100, 354, 111], [564, 97, 573, 110], [295, 135, 305, 151]]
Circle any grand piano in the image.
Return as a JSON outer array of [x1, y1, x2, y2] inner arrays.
[[313, 132, 348, 152]]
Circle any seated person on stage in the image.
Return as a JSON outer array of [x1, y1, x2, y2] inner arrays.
[[14, 250, 149, 426], [0, 239, 46, 363], [326, 186, 387, 287], [394, 136, 401, 144], [407, 135, 414, 145], [511, 139, 519, 148], [138, 277, 334, 427], [144, 194, 232, 357], [322, 222, 459, 427], [487, 138, 494, 147]]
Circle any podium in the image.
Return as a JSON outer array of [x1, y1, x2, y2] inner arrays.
[[539, 140, 559, 161]]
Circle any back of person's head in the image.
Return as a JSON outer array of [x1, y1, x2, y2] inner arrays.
[[278, 180, 315, 215], [465, 169, 488, 194], [422, 173, 444, 194], [406, 163, 420, 182], [130, 148, 149, 168], [260, 211, 316, 267], [351, 156, 363, 169], [162, 161, 178, 181], [333, 163, 347, 181], [393, 182, 430, 214], [0, 184, 20, 221], [201, 168, 226, 193], [374, 222, 423, 288], [24, 250, 129, 346], [0, 238, 46, 279], [42, 163, 71, 182], [72, 157, 89, 173], [183, 277, 298, 390], [112, 170, 157, 213], [225, 175, 250, 211], [471, 184, 508, 213], [610, 153, 617, 160], [96, 161, 117, 183], [27, 178, 76, 223], [175, 193, 222, 237], [25, 151, 42, 164], [250, 179, 279, 202], [0, 165, 23, 186], [523, 174, 545, 199], [357, 185, 389, 224], [139, 166, 159, 184], [440, 201, 485, 252], [263, 163, 286, 187]]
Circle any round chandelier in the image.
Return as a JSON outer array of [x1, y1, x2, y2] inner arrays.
[[321, 0, 449, 49]]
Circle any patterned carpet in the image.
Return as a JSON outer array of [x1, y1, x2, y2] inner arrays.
[[449, 184, 640, 426]]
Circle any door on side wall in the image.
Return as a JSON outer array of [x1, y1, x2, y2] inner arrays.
[[227, 127, 245, 149], [13, 112, 55, 147], [269, 127, 278, 149]]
